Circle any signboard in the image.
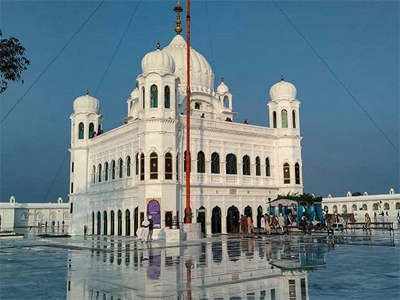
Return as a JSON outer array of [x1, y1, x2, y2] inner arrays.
[[146, 198, 161, 229]]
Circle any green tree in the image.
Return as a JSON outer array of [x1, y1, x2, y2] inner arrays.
[[0, 29, 30, 93]]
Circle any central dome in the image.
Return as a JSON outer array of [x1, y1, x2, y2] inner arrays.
[[163, 35, 214, 93]]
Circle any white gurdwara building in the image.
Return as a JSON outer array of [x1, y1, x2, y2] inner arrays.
[[68, 30, 303, 237]]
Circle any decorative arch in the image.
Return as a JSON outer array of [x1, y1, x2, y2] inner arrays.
[[283, 163, 290, 184], [165, 152, 173, 180], [118, 158, 123, 178], [110, 210, 115, 235], [223, 96, 229, 108], [295, 163, 301, 184], [211, 152, 220, 174], [103, 211, 108, 235], [255, 156, 261, 176], [384, 203, 390, 210], [164, 85, 170, 108], [265, 157, 271, 176], [150, 84, 158, 108], [117, 210, 122, 236], [281, 109, 288, 128], [352, 204, 357, 212], [333, 205, 338, 213], [142, 86, 146, 109], [150, 152, 158, 179], [126, 156, 131, 177], [98, 164, 102, 183], [104, 162, 109, 181], [342, 205, 347, 213], [92, 165, 96, 183], [125, 209, 131, 236], [135, 153, 139, 176], [292, 110, 297, 128], [242, 155, 251, 175], [362, 204, 368, 211], [197, 151, 205, 173], [227, 206, 239, 233], [396, 202, 400, 210], [111, 160, 116, 180], [184, 151, 191, 173], [244, 205, 252, 218], [97, 211, 101, 235], [373, 203, 379, 211], [140, 153, 145, 180], [226, 154, 237, 175], [89, 123, 94, 139], [78, 122, 84, 139], [211, 206, 222, 234], [273, 111, 277, 128]]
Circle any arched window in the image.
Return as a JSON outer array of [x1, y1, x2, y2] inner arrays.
[[165, 153, 173, 180], [98, 164, 102, 183], [89, 123, 94, 139], [135, 153, 139, 176], [281, 109, 288, 128], [78, 122, 84, 139], [384, 203, 390, 210], [396, 202, 400, 210], [164, 86, 170, 109], [272, 112, 277, 128], [195, 102, 201, 110], [362, 204, 367, 211], [118, 158, 123, 178], [373, 203, 379, 211], [342, 205, 347, 213], [92, 165, 96, 183], [70, 182, 73, 193], [295, 163, 301, 184], [140, 153, 145, 181], [265, 157, 271, 176], [150, 152, 158, 179], [197, 151, 205, 173], [292, 110, 297, 128], [224, 96, 229, 108], [150, 84, 158, 108], [111, 160, 116, 180], [211, 152, 220, 174], [243, 155, 250, 176], [104, 162, 109, 181], [333, 205, 337, 213], [142, 87, 145, 109], [226, 154, 237, 175], [352, 204, 357, 212], [283, 163, 290, 184], [255, 156, 261, 176], [184, 151, 191, 172], [126, 156, 131, 177]]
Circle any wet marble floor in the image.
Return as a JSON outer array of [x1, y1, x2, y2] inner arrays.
[[0, 232, 399, 300]]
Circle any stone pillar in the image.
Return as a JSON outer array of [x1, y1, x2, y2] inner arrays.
[[221, 198, 227, 234]]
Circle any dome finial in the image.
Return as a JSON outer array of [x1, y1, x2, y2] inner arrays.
[[86, 89, 90, 95], [156, 41, 161, 49], [221, 77, 224, 83], [173, 0, 184, 35], [281, 74, 284, 81]]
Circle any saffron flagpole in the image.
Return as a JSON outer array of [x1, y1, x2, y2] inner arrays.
[[185, 0, 191, 224]]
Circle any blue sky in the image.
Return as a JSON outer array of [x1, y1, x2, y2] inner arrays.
[[1, 0, 399, 203]]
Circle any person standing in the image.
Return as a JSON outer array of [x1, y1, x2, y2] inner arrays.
[[381, 211, 385, 223], [265, 214, 271, 235], [140, 217, 150, 243], [240, 214, 247, 234], [247, 216, 253, 235], [364, 213, 371, 234], [374, 212, 377, 222], [260, 215, 266, 233], [148, 215, 154, 241], [385, 211, 389, 222], [278, 214, 285, 234], [287, 212, 293, 226]]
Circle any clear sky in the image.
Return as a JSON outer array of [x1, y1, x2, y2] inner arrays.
[[1, 0, 399, 203]]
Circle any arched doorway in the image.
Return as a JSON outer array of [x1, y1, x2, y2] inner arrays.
[[103, 211, 108, 235], [197, 206, 206, 235], [244, 206, 252, 218], [125, 209, 131, 236], [165, 211, 173, 228], [134, 207, 139, 236], [227, 206, 239, 233], [211, 206, 222, 234], [97, 212, 101, 235], [257, 206, 263, 228], [118, 210, 122, 236], [110, 211, 115, 235]]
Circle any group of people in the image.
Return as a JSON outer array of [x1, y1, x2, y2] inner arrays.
[[140, 215, 154, 243], [259, 212, 296, 234]]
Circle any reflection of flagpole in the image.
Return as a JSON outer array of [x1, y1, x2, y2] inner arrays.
[[185, 0, 191, 223]]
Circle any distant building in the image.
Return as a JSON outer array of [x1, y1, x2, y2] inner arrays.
[[322, 188, 400, 225], [68, 4, 304, 237], [0, 196, 70, 231]]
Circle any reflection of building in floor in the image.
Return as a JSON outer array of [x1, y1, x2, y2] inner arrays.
[[322, 188, 400, 226], [66, 237, 328, 299], [68, 3, 304, 237], [0, 196, 69, 231]]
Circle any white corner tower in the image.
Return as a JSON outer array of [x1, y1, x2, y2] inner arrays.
[[268, 76, 303, 194], [69, 91, 103, 235]]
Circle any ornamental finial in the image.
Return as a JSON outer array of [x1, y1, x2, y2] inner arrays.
[[173, 0, 183, 35], [221, 77, 224, 83], [156, 41, 161, 49], [281, 74, 284, 81], [86, 89, 90, 95]]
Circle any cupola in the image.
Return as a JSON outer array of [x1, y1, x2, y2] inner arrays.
[[73, 91, 100, 114], [269, 75, 297, 100], [141, 43, 175, 74]]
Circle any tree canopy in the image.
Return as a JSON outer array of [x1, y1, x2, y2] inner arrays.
[[275, 192, 322, 205], [0, 29, 30, 93]]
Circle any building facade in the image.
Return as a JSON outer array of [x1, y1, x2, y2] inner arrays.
[[69, 26, 304, 237], [322, 188, 400, 226], [0, 196, 70, 231]]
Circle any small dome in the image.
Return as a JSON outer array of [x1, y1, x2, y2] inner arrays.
[[73, 94, 100, 114], [141, 48, 175, 74], [217, 80, 229, 94], [269, 78, 297, 100], [130, 87, 139, 100]]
